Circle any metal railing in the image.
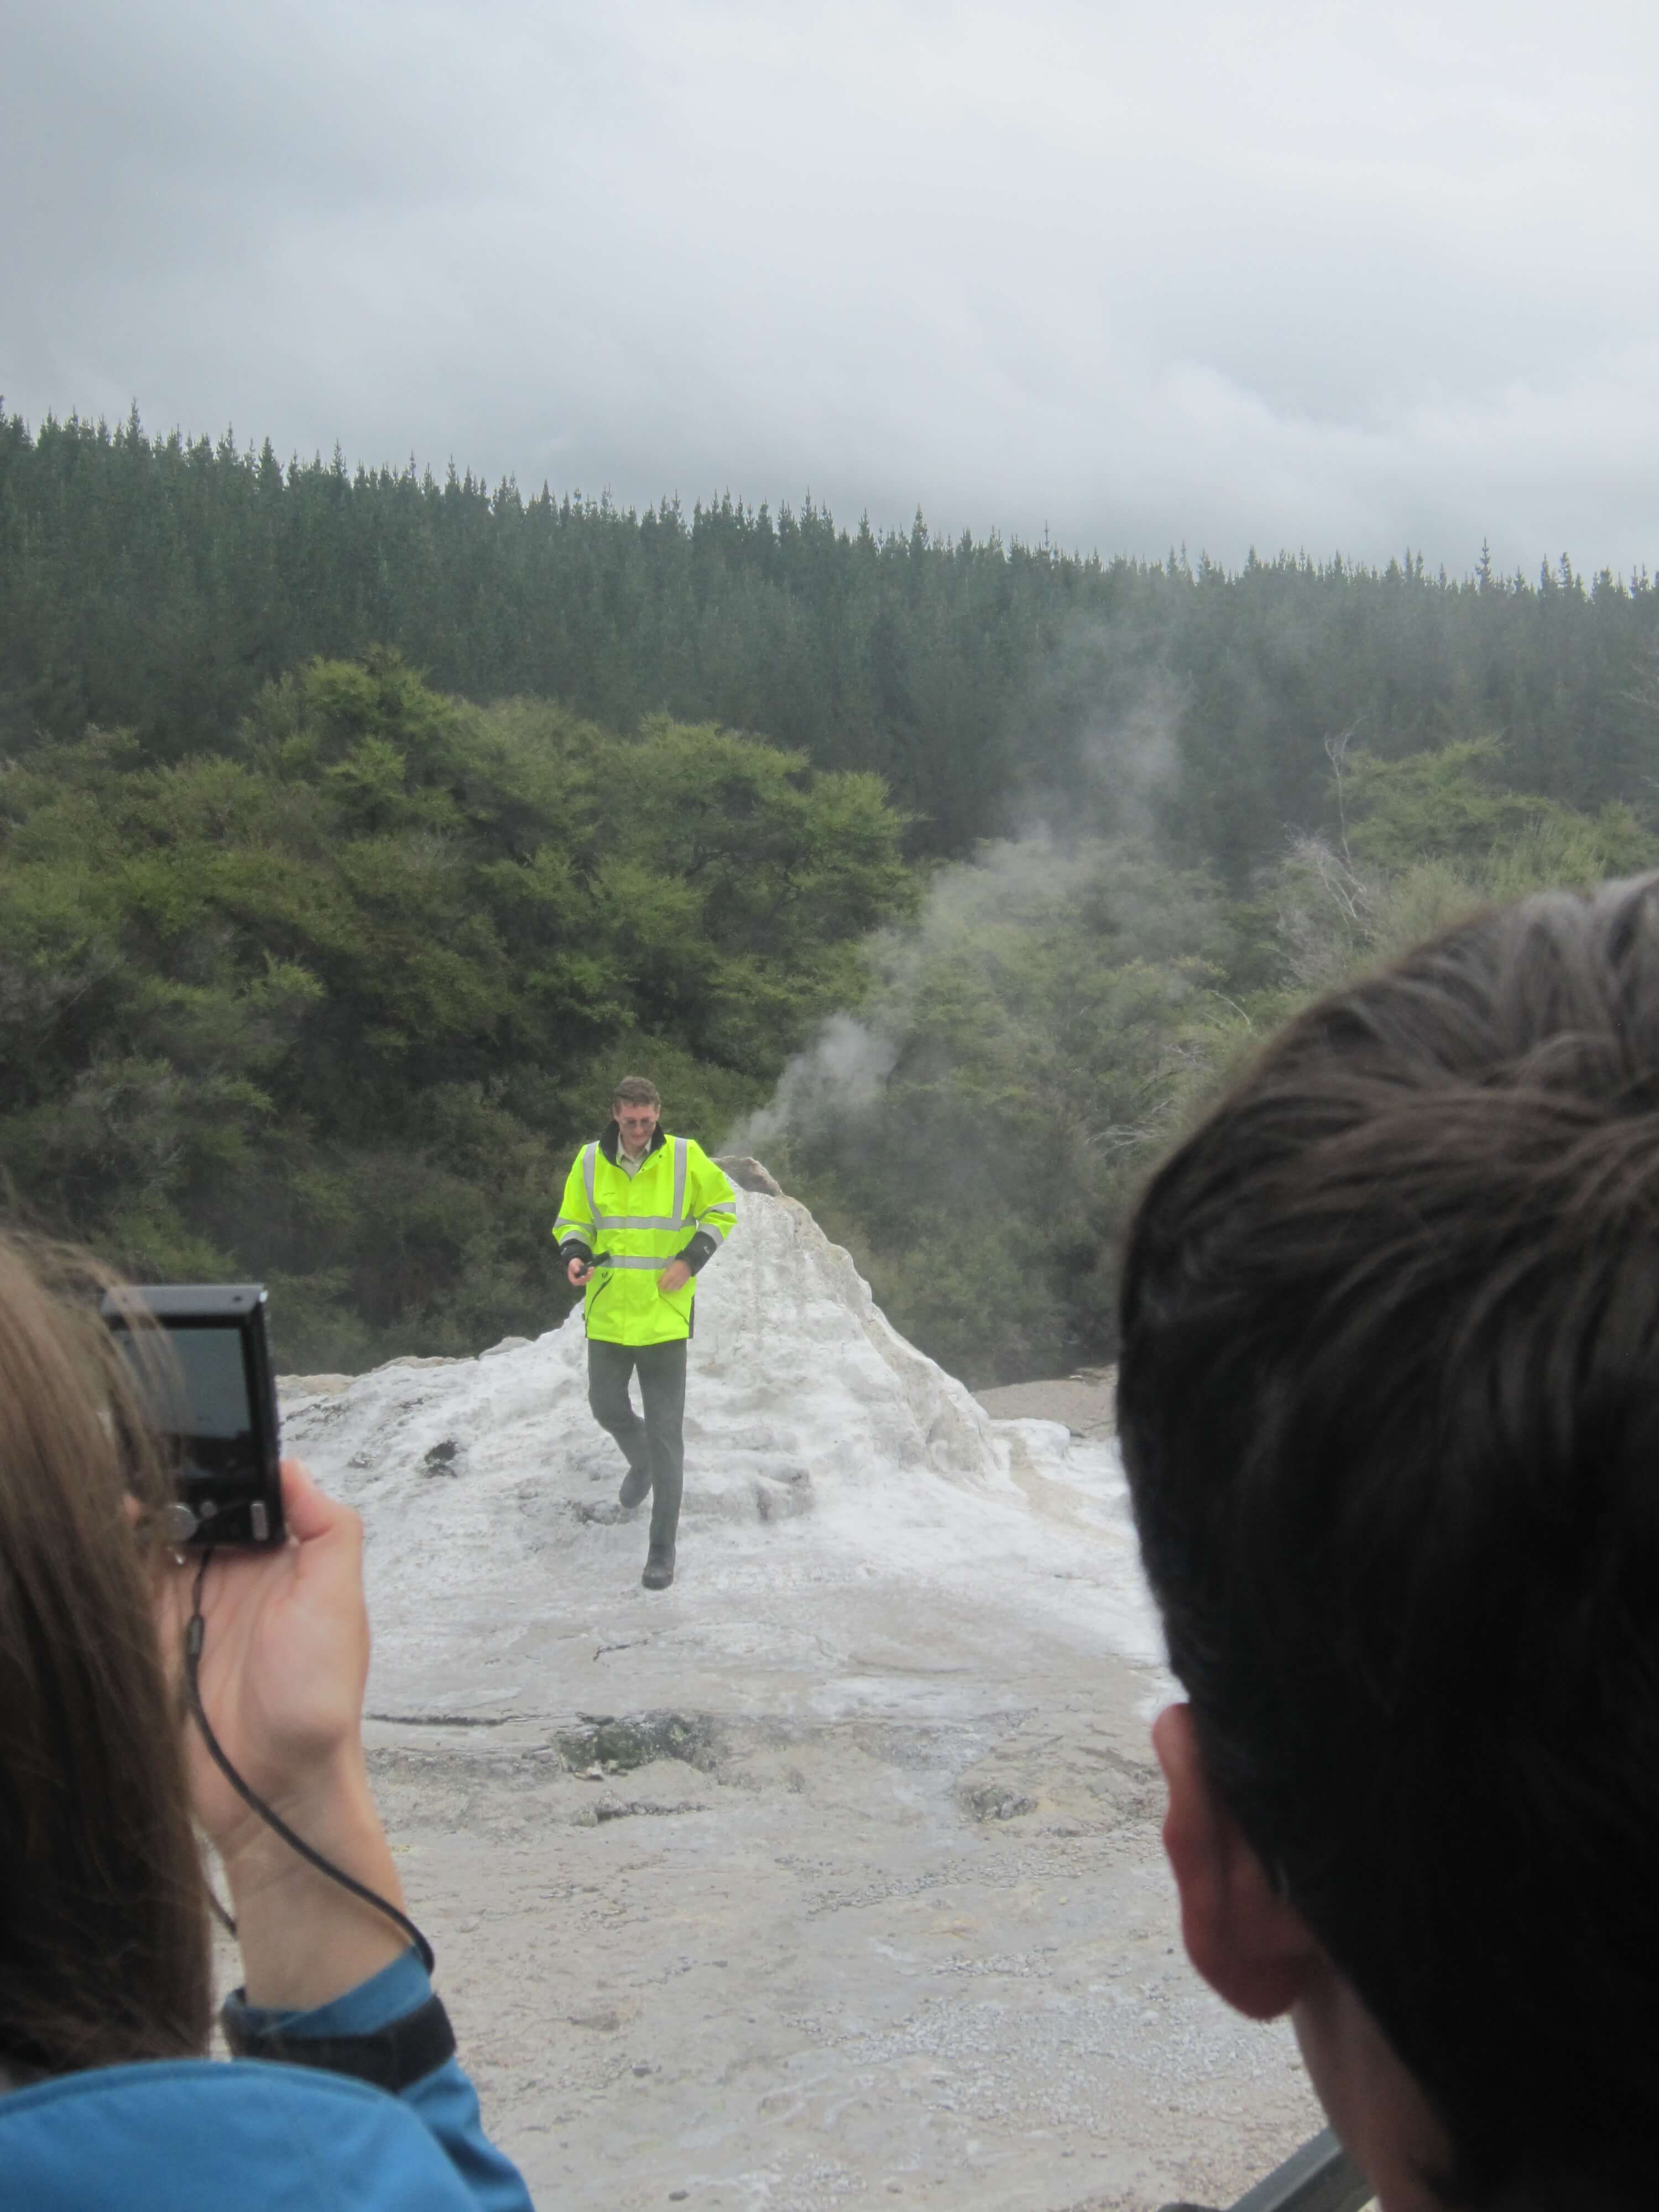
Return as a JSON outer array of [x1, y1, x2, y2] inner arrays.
[[1160, 2126, 1370, 2212]]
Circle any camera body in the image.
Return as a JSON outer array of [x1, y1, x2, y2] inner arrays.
[[101, 1283, 285, 1548]]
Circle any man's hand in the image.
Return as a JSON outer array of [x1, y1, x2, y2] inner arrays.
[[568, 1254, 593, 1286], [658, 1258, 691, 1297]]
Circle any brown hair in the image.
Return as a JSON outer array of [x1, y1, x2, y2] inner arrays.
[[612, 1076, 660, 1110], [0, 1235, 212, 2074], [1119, 875, 1659, 2208]]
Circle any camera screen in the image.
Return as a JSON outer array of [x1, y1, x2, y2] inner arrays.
[[167, 1324, 254, 1442], [111, 1319, 258, 1486]]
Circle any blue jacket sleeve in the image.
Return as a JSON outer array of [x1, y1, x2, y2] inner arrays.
[[223, 1950, 533, 2211]]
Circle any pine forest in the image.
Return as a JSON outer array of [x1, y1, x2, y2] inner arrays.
[[4, 405, 1658, 1379]]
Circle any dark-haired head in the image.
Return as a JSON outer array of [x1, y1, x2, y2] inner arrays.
[[1119, 875, 1659, 2210]]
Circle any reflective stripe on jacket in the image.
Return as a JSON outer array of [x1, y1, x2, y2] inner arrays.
[[554, 1128, 737, 1344]]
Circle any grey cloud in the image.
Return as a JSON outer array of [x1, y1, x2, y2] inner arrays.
[[4, 0, 1657, 574]]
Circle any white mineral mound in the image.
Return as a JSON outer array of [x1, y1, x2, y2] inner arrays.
[[281, 1187, 1162, 1720]]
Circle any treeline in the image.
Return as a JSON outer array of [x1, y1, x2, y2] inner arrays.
[[7, 401, 1659, 1378], [6, 407, 1659, 877], [0, 655, 913, 1368], [3, 641, 1646, 1380]]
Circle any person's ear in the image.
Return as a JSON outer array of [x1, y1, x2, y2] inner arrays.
[[1151, 1702, 1322, 2022]]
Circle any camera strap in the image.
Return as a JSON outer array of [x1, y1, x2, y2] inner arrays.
[[184, 1550, 436, 1973]]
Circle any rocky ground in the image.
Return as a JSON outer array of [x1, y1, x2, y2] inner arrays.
[[266, 1198, 1327, 2212]]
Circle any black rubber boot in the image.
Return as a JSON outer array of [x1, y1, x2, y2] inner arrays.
[[641, 1545, 675, 1590], [618, 1462, 651, 1510]]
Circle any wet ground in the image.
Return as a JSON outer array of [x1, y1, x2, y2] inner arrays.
[[267, 1363, 1326, 2212]]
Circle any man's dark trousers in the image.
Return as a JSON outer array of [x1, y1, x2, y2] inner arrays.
[[587, 1338, 687, 1553]]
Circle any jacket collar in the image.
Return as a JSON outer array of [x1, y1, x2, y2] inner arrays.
[[599, 1121, 668, 1166]]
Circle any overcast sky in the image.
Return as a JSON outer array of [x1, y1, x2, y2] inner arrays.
[[4, 0, 1656, 576]]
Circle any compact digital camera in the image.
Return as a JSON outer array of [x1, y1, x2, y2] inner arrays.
[[101, 1283, 285, 1548]]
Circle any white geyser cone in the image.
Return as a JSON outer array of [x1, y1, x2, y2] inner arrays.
[[280, 1185, 1160, 1715]]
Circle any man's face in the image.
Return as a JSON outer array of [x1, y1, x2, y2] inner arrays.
[[614, 1097, 660, 1155]]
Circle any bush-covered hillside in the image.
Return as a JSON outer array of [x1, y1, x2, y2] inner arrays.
[[0, 653, 914, 1366], [6, 405, 1659, 1377]]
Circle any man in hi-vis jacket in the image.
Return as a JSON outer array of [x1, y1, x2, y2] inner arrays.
[[554, 1077, 737, 1588]]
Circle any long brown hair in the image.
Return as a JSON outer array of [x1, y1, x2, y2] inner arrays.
[[0, 1234, 212, 2073]]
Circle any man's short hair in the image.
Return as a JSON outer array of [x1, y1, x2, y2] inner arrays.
[[1118, 877, 1659, 2209], [612, 1076, 660, 1111]]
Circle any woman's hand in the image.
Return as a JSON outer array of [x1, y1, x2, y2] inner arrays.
[[162, 1460, 413, 2007], [170, 1460, 369, 1854]]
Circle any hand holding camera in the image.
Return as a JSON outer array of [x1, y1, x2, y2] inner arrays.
[[166, 1459, 368, 1845], [162, 1458, 412, 2009], [103, 1284, 419, 2010]]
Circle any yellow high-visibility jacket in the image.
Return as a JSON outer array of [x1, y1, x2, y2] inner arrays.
[[553, 1126, 737, 1344]]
